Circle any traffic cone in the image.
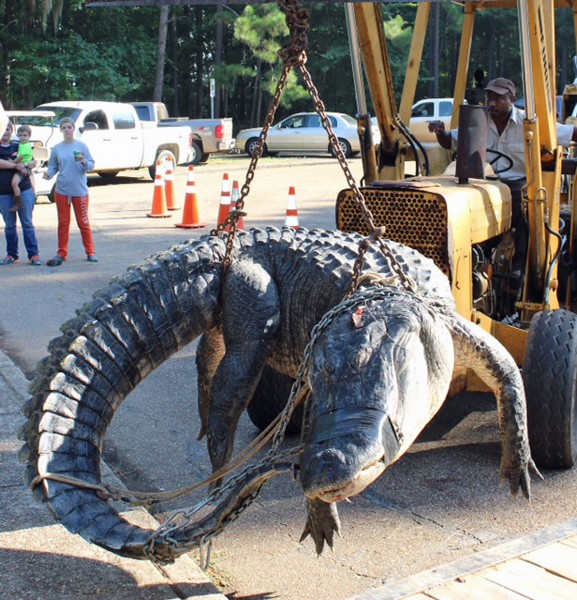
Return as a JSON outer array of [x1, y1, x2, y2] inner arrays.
[[164, 158, 179, 211], [147, 167, 171, 218], [284, 186, 299, 229], [176, 166, 205, 229], [231, 180, 245, 231], [216, 173, 231, 228]]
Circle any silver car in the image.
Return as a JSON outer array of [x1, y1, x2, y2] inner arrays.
[[235, 111, 373, 158]]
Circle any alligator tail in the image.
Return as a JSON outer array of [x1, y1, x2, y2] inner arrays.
[[19, 237, 227, 560]]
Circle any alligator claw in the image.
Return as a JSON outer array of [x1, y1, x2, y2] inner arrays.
[[500, 455, 543, 500], [299, 498, 341, 555]]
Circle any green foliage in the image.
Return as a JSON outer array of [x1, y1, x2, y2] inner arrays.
[[0, 1, 576, 121]]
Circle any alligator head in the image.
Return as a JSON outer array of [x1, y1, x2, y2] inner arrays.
[[300, 292, 454, 503]]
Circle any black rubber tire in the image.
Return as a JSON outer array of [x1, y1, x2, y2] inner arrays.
[[330, 138, 352, 159], [189, 141, 203, 166], [247, 365, 304, 435], [148, 149, 176, 179], [245, 137, 267, 158], [523, 309, 577, 468]]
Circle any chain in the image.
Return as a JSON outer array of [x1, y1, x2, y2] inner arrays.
[[144, 447, 301, 564]]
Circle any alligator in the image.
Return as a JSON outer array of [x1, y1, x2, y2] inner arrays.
[[20, 226, 539, 561]]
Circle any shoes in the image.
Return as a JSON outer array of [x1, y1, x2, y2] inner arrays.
[[0, 255, 19, 265], [87, 254, 99, 263], [47, 255, 64, 267], [29, 255, 42, 266]]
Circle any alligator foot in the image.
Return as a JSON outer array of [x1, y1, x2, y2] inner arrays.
[[500, 454, 543, 500], [300, 498, 341, 555]]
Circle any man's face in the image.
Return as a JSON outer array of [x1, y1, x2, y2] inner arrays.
[[1, 125, 13, 145], [486, 90, 514, 120]]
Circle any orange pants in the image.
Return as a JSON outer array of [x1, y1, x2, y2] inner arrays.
[[54, 191, 95, 260]]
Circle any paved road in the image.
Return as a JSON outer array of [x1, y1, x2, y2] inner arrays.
[[2, 155, 577, 600]]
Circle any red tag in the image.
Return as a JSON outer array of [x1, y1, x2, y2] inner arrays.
[[352, 307, 364, 328]]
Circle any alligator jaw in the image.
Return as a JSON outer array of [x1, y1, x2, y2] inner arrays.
[[315, 458, 386, 503]]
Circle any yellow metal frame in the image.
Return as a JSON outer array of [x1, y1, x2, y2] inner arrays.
[[350, 0, 575, 376]]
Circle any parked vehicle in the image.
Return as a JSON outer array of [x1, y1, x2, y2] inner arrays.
[[408, 98, 456, 142], [130, 101, 234, 166], [235, 111, 378, 158], [29, 101, 192, 184]]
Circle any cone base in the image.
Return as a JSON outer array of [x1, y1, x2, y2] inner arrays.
[[147, 213, 172, 218], [167, 206, 181, 211], [176, 223, 206, 229]]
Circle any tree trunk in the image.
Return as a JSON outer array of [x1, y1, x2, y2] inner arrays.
[[214, 1, 224, 117], [153, 5, 169, 102]]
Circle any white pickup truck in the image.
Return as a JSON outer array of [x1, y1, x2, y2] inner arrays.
[[130, 101, 234, 165], [13, 101, 193, 199]]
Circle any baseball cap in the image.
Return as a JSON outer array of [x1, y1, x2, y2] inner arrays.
[[485, 78, 516, 97]]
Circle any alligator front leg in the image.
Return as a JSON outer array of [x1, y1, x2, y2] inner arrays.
[[206, 259, 281, 474], [300, 498, 341, 555], [196, 328, 226, 441], [450, 314, 541, 498]]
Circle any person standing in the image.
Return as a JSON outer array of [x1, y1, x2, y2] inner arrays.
[[0, 121, 41, 266], [43, 117, 98, 266]]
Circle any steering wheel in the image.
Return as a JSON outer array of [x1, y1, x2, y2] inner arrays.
[[486, 148, 514, 175]]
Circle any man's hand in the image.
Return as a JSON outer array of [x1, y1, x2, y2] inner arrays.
[[428, 120, 446, 135]]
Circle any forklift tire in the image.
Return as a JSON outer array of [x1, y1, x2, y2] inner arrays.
[[523, 309, 577, 469], [247, 365, 304, 436]]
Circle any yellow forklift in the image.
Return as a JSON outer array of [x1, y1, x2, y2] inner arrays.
[[336, 0, 577, 469]]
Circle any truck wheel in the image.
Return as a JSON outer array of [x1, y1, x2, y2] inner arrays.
[[523, 309, 577, 468], [148, 149, 176, 179], [200, 152, 210, 164], [330, 138, 352, 158], [188, 141, 203, 166], [247, 365, 304, 435]]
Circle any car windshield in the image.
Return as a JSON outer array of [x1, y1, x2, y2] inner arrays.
[[33, 106, 82, 127]]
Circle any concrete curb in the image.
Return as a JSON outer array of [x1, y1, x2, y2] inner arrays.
[[0, 348, 227, 600]]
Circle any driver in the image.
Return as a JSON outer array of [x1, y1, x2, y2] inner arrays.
[[428, 77, 577, 268]]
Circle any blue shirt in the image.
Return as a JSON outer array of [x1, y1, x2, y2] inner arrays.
[[46, 140, 95, 197]]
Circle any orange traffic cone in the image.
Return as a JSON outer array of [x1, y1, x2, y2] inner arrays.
[[176, 166, 205, 229], [284, 186, 299, 229], [147, 167, 171, 218], [216, 173, 231, 228], [165, 158, 180, 211], [231, 180, 245, 231]]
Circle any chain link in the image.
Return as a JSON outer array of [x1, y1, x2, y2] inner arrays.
[[143, 448, 301, 564]]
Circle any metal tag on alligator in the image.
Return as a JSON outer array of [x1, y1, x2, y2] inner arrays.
[[20, 227, 539, 562]]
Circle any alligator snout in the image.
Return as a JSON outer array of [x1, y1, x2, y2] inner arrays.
[[300, 444, 385, 503]]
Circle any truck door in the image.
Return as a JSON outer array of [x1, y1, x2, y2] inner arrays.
[[109, 107, 143, 168], [79, 109, 116, 170]]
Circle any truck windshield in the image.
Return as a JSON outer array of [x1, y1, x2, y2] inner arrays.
[[33, 106, 82, 127]]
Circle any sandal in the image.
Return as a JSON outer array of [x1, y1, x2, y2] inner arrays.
[[86, 254, 99, 263], [0, 255, 19, 265], [47, 255, 64, 267]]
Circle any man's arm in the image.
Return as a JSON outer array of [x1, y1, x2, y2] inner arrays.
[[428, 120, 452, 150]]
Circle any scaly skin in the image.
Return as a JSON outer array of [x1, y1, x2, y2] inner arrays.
[[19, 226, 537, 560]]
